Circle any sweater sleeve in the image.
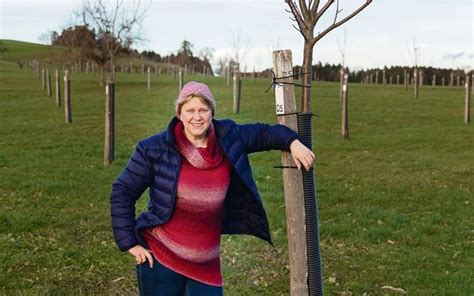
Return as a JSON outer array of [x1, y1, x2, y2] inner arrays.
[[238, 122, 300, 154], [110, 142, 153, 252]]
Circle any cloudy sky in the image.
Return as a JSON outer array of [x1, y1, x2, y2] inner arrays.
[[1, 0, 472, 71]]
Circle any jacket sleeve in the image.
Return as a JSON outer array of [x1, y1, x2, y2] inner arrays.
[[238, 123, 300, 154], [110, 142, 153, 252]]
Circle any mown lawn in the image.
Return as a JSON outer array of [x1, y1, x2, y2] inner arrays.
[[0, 54, 472, 295]]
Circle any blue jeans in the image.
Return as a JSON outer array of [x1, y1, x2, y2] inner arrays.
[[136, 259, 223, 296]]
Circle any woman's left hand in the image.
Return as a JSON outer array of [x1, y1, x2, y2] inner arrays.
[[289, 140, 315, 171]]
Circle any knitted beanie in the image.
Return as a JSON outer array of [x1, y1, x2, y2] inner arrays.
[[175, 81, 216, 115]]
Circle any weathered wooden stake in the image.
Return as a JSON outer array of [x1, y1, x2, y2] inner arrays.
[[42, 69, 46, 91], [104, 78, 115, 167], [442, 77, 445, 86], [226, 66, 230, 87], [414, 69, 419, 99], [382, 69, 386, 85], [179, 69, 183, 91], [450, 72, 454, 87], [341, 70, 349, 140], [404, 69, 408, 90], [64, 71, 72, 123], [147, 67, 151, 92], [465, 74, 471, 124], [46, 70, 52, 98], [432, 74, 436, 86], [339, 67, 344, 103], [272, 49, 309, 296], [55, 69, 61, 107], [232, 74, 241, 113]]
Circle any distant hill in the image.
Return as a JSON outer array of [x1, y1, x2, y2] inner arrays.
[[0, 39, 61, 62]]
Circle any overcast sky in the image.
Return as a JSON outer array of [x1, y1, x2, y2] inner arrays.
[[1, 0, 472, 71]]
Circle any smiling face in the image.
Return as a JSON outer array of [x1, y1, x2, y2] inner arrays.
[[177, 96, 213, 144]]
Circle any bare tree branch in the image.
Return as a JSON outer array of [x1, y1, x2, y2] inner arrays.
[[299, 0, 311, 21], [314, 0, 335, 26], [310, 0, 321, 15], [314, 0, 372, 44], [286, 0, 310, 40]]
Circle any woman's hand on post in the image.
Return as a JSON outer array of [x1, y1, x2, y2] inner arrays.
[[290, 139, 315, 171], [128, 245, 154, 268]]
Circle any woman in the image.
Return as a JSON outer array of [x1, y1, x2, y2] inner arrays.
[[110, 81, 315, 295]]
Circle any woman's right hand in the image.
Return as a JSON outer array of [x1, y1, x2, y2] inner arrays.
[[128, 245, 154, 268]]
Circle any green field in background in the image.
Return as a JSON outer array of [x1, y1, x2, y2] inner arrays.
[[0, 40, 473, 295]]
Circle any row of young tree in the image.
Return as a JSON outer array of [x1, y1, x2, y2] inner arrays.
[[290, 63, 468, 85]]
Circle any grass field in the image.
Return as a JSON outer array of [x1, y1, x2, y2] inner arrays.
[[0, 41, 473, 295]]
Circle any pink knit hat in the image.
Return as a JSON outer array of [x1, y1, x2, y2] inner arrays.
[[175, 81, 216, 116]]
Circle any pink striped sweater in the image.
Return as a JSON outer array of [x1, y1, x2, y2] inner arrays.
[[143, 121, 231, 286]]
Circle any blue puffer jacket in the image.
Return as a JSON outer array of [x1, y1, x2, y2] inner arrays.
[[110, 117, 299, 252]]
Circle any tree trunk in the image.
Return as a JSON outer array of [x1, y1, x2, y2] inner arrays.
[[301, 40, 314, 113]]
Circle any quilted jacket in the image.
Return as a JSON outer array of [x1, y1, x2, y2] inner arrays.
[[110, 117, 299, 252]]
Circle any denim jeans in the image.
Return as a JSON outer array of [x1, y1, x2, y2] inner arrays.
[[136, 259, 223, 296]]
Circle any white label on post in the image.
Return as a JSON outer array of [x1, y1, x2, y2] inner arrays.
[[275, 84, 285, 115], [343, 85, 347, 92]]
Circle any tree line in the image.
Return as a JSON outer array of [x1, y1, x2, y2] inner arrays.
[[289, 63, 468, 85]]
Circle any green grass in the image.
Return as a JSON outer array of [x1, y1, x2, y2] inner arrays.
[[1, 52, 473, 295]]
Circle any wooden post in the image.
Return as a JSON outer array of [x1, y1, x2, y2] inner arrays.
[[226, 66, 230, 87], [179, 69, 183, 91], [272, 50, 309, 296], [55, 69, 61, 107], [382, 69, 386, 85], [414, 69, 418, 99], [232, 74, 241, 113], [404, 69, 408, 90], [147, 67, 151, 92], [104, 78, 115, 167], [46, 70, 52, 98], [465, 74, 471, 124], [419, 70, 423, 86], [64, 71, 72, 123], [450, 72, 454, 87], [442, 77, 445, 86], [339, 67, 344, 103], [155, 64, 158, 77], [42, 69, 46, 91], [389, 76, 393, 85], [375, 70, 379, 84], [341, 70, 349, 140], [432, 74, 436, 86], [457, 75, 460, 87]]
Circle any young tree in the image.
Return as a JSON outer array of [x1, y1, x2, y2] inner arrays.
[[285, 0, 372, 112], [80, 0, 148, 83]]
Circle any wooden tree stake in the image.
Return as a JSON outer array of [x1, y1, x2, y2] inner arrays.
[[465, 73, 471, 124], [64, 71, 72, 123], [55, 69, 61, 107], [342, 69, 349, 140], [273, 49, 309, 296], [104, 78, 115, 167]]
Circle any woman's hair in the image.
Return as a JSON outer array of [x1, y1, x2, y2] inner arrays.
[[175, 81, 216, 116]]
